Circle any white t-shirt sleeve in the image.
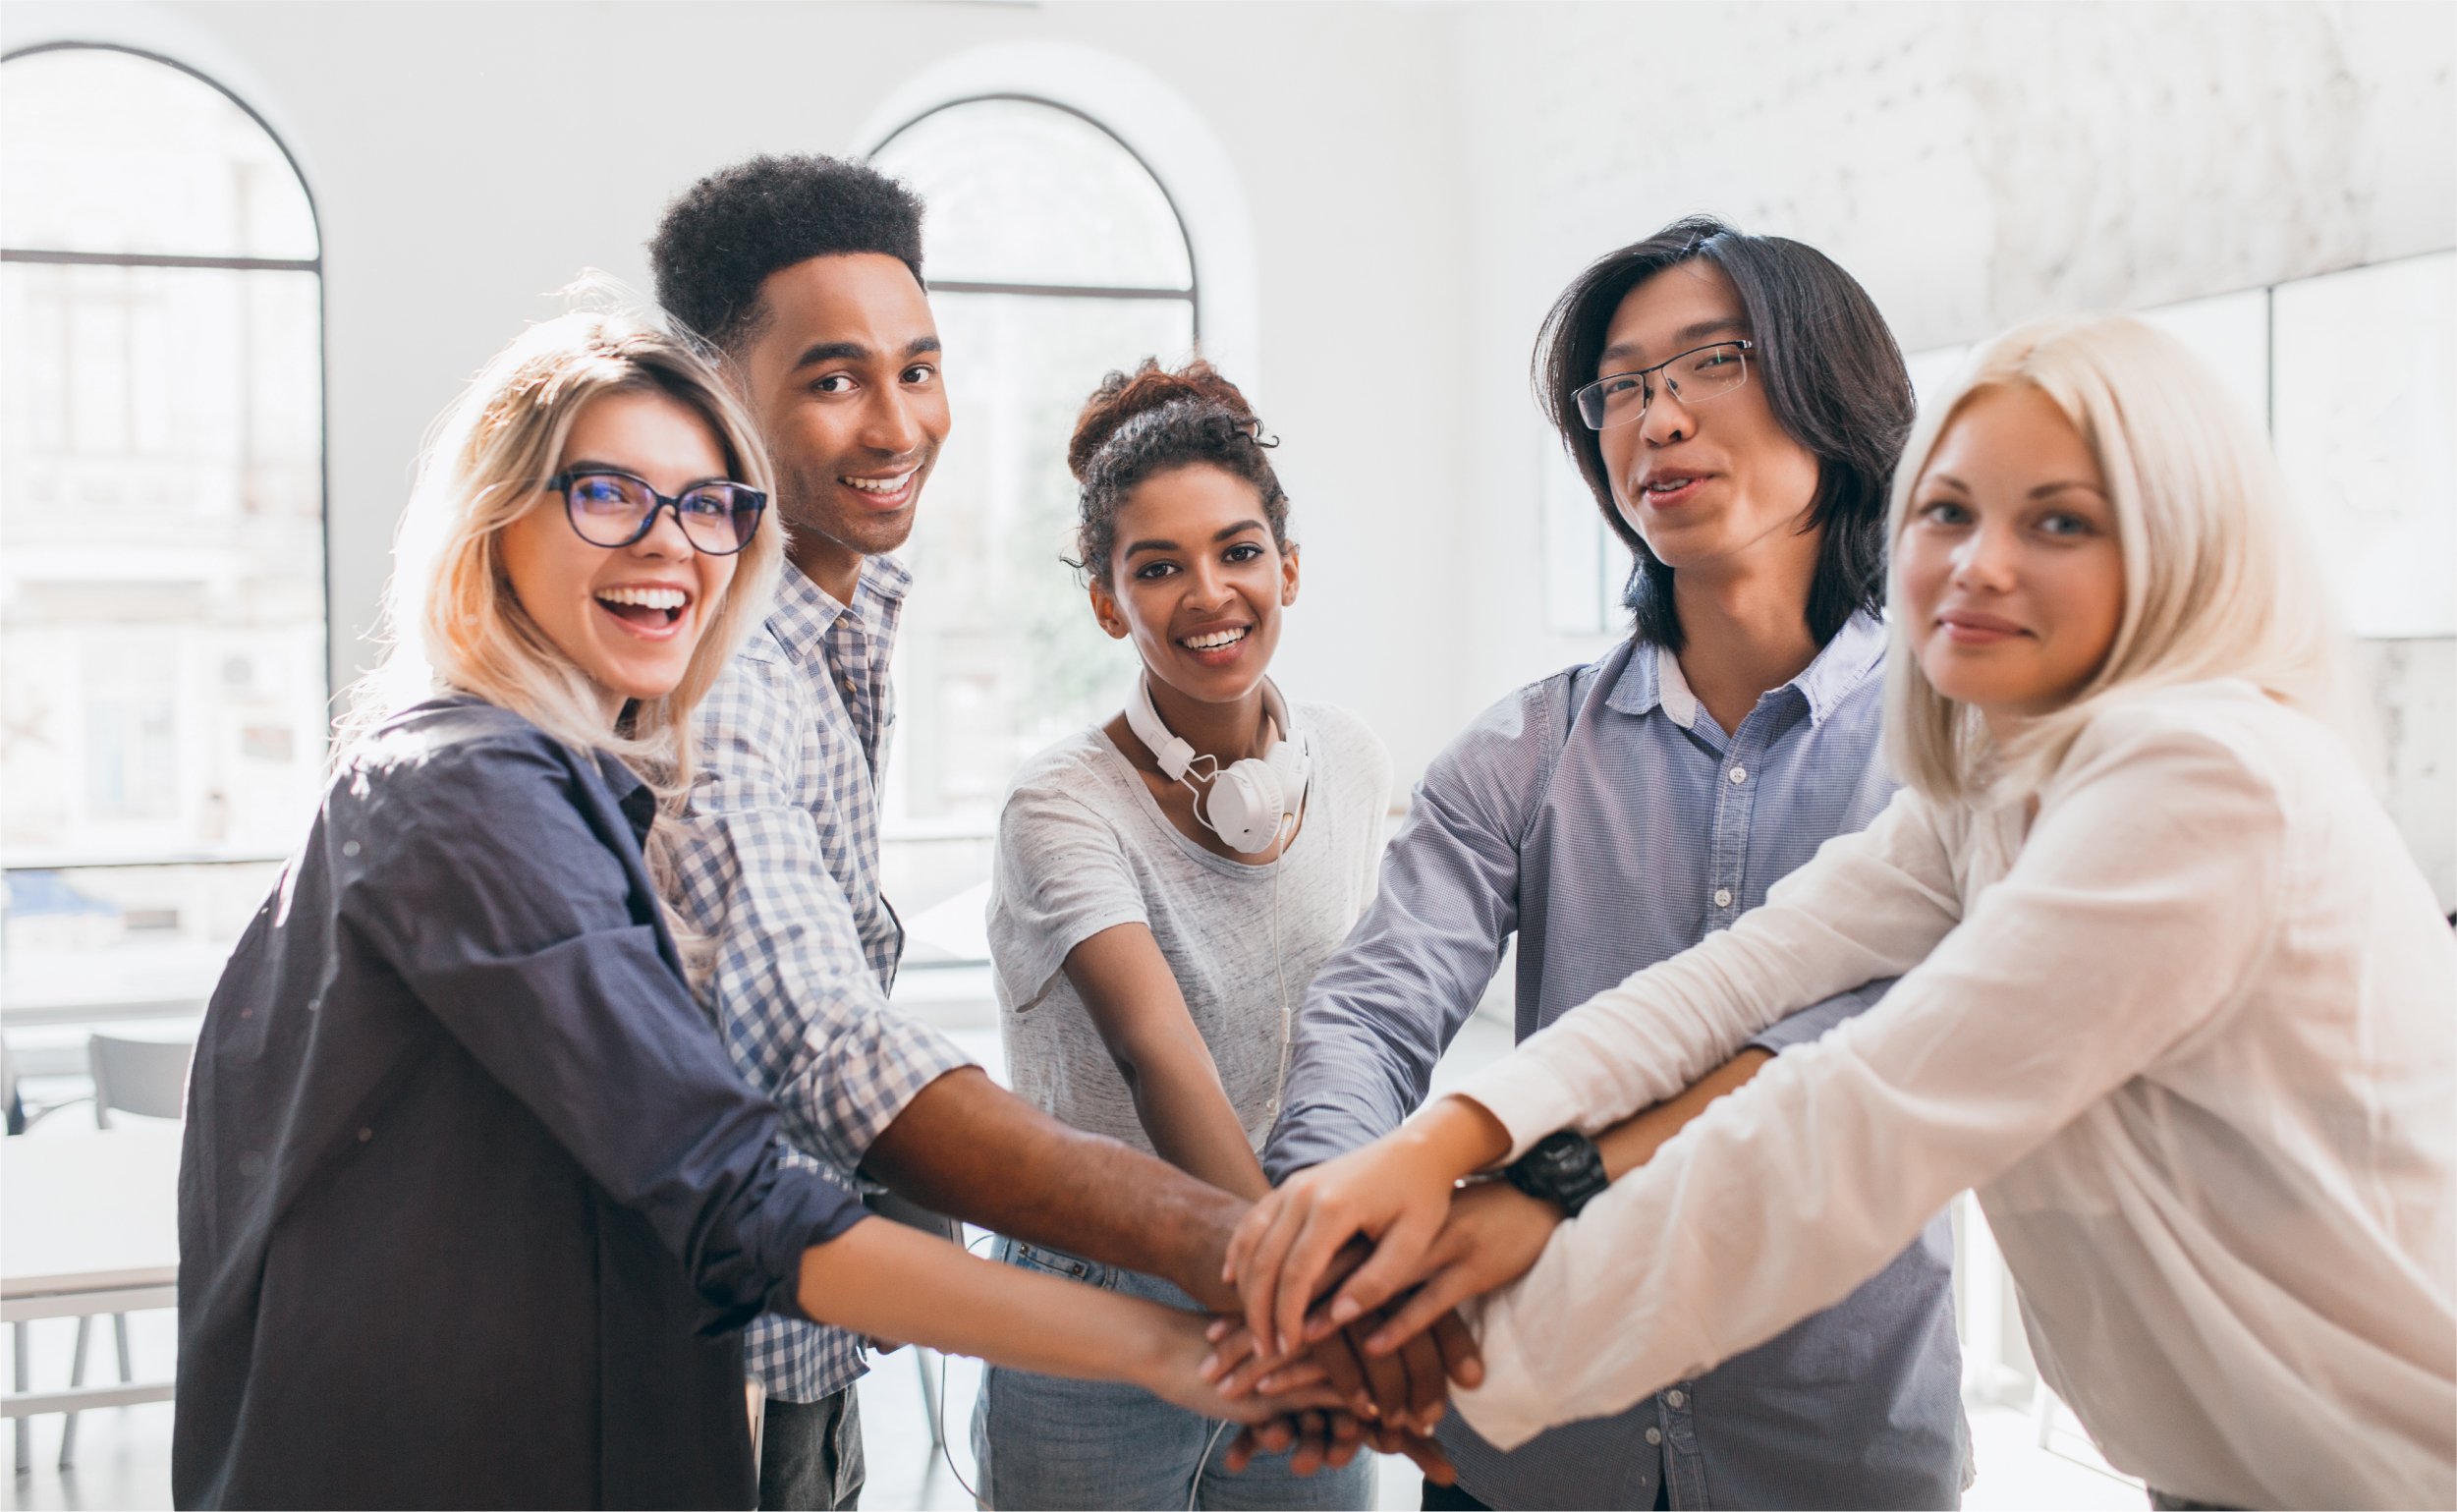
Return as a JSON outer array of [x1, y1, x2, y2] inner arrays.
[[988, 778, 1149, 1015]]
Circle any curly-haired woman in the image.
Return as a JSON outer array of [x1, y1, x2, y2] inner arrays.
[[971, 360, 1411, 1509]]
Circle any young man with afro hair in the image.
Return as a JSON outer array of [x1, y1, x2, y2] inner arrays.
[[651, 154, 1470, 1509]]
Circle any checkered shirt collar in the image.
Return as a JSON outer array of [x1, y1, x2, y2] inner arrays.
[[764, 554, 913, 667]]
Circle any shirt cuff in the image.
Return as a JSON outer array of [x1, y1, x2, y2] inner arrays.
[[1264, 1078, 1409, 1183], [1447, 1291, 1552, 1452], [761, 1195, 874, 1327], [1441, 1053, 1584, 1165], [838, 1018, 977, 1175]]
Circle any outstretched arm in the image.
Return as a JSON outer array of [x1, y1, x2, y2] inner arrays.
[[1448, 714, 2291, 1449], [1265, 683, 1552, 1181], [864, 1071, 1465, 1478], [1065, 922, 1271, 1201], [794, 1219, 1337, 1427], [1226, 784, 1964, 1356], [1348, 1047, 1773, 1357], [862, 1065, 1249, 1308]]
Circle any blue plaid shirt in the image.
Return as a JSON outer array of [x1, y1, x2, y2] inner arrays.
[[1267, 614, 1969, 1509], [674, 556, 974, 1404]]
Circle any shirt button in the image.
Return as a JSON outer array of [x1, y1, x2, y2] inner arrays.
[[1644, 1426, 1662, 1445], [1665, 1388, 1687, 1408], [1728, 765, 1748, 784], [341, 840, 361, 857], [1712, 888, 1733, 909]]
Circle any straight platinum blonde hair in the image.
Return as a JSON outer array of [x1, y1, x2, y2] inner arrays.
[[345, 305, 781, 963], [1882, 314, 2356, 804]]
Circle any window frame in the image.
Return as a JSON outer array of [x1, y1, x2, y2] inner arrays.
[[859, 93, 1204, 966], [0, 41, 331, 922], [1, 39, 333, 718], [868, 91, 1202, 340]]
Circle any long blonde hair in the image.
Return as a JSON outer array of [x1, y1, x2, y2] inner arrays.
[[1882, 314, 2355, 804], [345, 307, 781, 962]]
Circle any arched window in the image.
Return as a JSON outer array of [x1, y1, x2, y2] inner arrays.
[[868, 96, 1200, 963], [1, 45, 325, 1016]]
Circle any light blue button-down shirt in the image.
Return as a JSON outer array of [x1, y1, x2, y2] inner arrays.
[[1267, 613, 1968, 1509]]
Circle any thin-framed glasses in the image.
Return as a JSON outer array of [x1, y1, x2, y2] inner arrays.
[[547, 469, 766, 556], [1573, 339, 1756, 430]]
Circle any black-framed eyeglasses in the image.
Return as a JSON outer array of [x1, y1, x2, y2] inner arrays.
[[547, 469, 766, 556], [1573, 339, 1756, 430]]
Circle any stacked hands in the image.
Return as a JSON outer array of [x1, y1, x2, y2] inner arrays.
[[1190, 1096, 1533, 1483]]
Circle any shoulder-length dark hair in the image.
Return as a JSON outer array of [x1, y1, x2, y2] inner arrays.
[[1533, 215, 1914, 651]]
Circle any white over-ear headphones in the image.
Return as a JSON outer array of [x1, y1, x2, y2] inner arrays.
[[1123, 673, 1312, 854]]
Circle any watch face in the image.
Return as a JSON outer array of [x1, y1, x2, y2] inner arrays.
[[1536, 1133, 1591, 1177], [1527, 1131, 1608, 1211]]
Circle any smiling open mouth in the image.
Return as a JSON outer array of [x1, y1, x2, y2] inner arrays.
[[594, 585, 689, 627], [842, 471, 914, 496], [1179, 626, 1249, 651]]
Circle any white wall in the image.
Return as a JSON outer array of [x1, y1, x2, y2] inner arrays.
[[1443, 0, 2457, 698], [5, 0, 2448, 815]]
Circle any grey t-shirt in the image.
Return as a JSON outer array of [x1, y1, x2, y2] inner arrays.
[[987, 701, 1392, 1158]]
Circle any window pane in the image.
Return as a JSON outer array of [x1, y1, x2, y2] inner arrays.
[[3, 862, 283, 1016], [2272, 253, 2456, 638], [885, 290, 1197, 961], [0, 49, 317, 260], [873, 100, 1193, 290], [1, 261, 326, 865]]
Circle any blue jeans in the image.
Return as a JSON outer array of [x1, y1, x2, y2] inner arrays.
[[972, 1238, 1377, 1510]]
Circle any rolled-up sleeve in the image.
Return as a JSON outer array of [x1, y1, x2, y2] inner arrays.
[[674, 653, 973, 1178], [337, 738, 866, 1330], [1265, 683, 1550, 1181]]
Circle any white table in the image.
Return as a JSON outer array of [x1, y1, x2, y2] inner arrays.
[[2, 1126, 182, 1468]]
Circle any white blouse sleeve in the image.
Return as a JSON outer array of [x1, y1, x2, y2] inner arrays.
[[1450, 777, 1969, 1161], [1451, 707, 2291, 1451]]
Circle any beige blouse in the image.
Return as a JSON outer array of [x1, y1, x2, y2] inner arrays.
[[1449, 681, 2456, 1508]]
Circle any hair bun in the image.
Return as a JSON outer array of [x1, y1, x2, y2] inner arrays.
[[1067, 357, 1256, 481]]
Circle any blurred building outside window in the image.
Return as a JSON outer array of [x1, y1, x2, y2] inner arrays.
[[868, 97, 1201, 968], [0, 45, 325, 1028]]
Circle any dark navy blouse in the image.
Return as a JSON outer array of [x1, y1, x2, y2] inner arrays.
[[175, 698, 866, 1509]]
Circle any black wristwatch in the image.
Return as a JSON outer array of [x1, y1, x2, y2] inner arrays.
[[1504, 1130, 1610, 1218]]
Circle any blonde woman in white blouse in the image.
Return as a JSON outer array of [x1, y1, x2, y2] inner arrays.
[[1210, 315, 2457, 1509]]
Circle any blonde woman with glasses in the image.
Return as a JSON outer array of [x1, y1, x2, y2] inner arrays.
[[175, 308, 1337, 1510], [1211, 315, 2455, 1510]]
